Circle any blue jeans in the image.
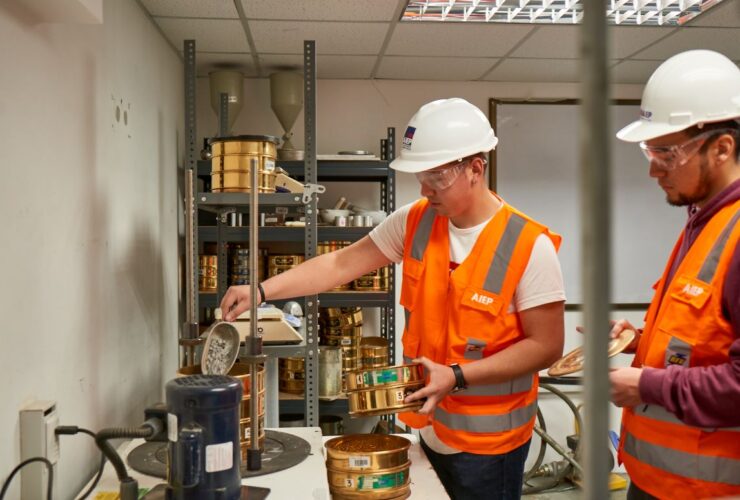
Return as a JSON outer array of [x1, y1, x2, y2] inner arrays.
[[421, 437, 531, 500]]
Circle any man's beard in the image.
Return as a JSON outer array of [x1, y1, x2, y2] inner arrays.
[[667, 156, 711, 207]]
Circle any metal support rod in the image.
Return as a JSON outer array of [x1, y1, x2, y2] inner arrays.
[[580, 0, 612, 497], [247, 156, 262, 470], [219, 92, 229, 137]]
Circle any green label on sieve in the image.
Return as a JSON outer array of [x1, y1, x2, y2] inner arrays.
[[364, 368, 398, 385], [356, 471, 405, 491]]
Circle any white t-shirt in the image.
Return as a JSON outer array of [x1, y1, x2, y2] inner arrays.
[[369, 200, 566, 454]]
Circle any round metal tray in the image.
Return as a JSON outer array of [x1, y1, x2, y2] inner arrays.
[[127, 429, 311, 479], [548, 328, 636, 376]]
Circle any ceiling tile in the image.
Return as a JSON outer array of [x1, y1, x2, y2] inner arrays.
[[511, 25, 675, 60], [509, 26, 578, 59], [631, 27, 740, 60], [483, 58, 581, 82], [258, 54, 377, 79], [684, 0, 740, 27], [610, 60, 662, 84], [155, 18, 249, 52], [385, 23, 533, 58], [141, 0, 237, 18], [191, 52, 256, 78], [240, 0, 400, 21], [376, 56, 497, 80], [610, 26, 675, 59], [249, 20, 389, 55]]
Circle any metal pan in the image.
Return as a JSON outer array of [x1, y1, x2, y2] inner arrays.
[[347, 381, 425, 417], [345, 364, 424, 392], [325, 434, 411, 471], [327, 463, 410, 498], [548, 328, 636, 376]]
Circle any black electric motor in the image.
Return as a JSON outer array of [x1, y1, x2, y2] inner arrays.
[[166, 374, 242, 499]]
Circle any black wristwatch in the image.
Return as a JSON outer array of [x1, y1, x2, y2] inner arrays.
[[450, 363, 468, 393]]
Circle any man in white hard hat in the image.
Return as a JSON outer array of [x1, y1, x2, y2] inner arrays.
[[220, 98, 566, 499], [608, 50, 740, 500]]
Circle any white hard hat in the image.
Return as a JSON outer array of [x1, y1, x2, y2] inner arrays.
[[390, 98, 498, 173], [617, 50, 740, 143]]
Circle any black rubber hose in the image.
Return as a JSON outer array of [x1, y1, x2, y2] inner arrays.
[[94, 426, 153, 481], [540, 383, 585, 441]]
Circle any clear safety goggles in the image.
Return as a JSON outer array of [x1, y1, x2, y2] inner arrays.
[[639, 129, 731, 171], [415, 159, 469, 191]]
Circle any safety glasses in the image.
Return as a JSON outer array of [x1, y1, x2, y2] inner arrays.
[[639, 129, 731, 171], [415, 160, 469, 191]]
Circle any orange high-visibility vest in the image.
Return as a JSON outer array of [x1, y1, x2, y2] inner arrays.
[[398, 198, 561, 454], [619, 199, 740, 500]]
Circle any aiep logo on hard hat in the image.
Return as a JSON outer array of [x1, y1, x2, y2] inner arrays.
[[640, 108, 653, 121], [402, 126, 416, 150]]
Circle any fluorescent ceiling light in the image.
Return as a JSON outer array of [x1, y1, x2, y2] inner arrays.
[[402, 0, 726, 26]]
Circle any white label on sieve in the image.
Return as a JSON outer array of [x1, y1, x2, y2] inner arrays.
[[356, 374, 363, 384], [341, 338, 352, 346], [345, 478, 354, 488], [395, 390, 405, 402], [349, 456, 371, 469], [244, 427, 251, 439], [205, 441, 233, 473], [264, 159, 275, 172], [167, 414, 177, 442]]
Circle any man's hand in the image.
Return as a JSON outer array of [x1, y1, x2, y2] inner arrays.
[[404, 356, 456, 415], [219, 285, 252, 322], [609, 367, 643, 407], [576, 319, 641, 353]]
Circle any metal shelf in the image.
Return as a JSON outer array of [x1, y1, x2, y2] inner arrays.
[[318, 291, 394, 307], [197, 192, 303, 210], [200, 291, 393, 309], [198, 226, 372, 243], [197, 160, 391, 182], [280, 398, 349, 414]]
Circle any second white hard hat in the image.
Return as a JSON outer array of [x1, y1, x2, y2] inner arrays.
[[390, 98, 498, 173], [617, 50, 740, 143]]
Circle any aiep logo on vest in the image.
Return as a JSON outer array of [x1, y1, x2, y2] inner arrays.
[[681, 283, 705, 297], [470, 292, 495, 306]]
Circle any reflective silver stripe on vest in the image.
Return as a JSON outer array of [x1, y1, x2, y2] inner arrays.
[[483, 213, 527, 294], [697, 208, 740, 283], [434, 400, 537, 433], [403, 355, 413, 364], [624, 431, 740, 486], [459, 374, 534, 397], [411, 207, 436, 261], [664, 336, 692, 368], [404, 308, 410, 333], [463, 337, 487, 360], [635, 404, 740, 433]]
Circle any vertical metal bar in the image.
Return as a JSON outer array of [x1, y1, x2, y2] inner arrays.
[[248, 156, 262, 470], [217, 214, 227, 305], [183, 40, 199, 355], [581, 0, 611, 498], [304, 40, 319, 427], [488, 99, 498, 192], [386, 127, 397, 429], [219, 92, 229, 137]]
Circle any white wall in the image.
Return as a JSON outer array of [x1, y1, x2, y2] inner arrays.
[[0, 0, 182, 497], [196, 77, 649, 471]]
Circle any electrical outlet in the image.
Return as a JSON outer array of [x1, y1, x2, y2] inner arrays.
[[20, 401, 59, 500]]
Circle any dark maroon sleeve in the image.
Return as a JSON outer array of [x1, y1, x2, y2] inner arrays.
[[638, 245, 740, 428]]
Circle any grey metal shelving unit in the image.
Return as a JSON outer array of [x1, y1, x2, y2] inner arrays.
[[185, 40, 397, 428]]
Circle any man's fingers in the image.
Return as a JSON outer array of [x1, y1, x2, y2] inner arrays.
[[416, 396, 438, 415], [575, 326, 585, 334], [405, 386, 432, 403]]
